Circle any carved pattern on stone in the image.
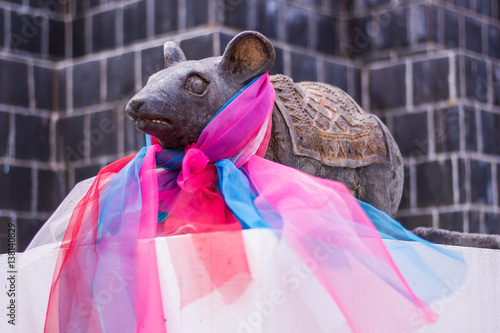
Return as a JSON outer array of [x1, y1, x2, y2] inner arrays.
[[271, 74, 389, 168]]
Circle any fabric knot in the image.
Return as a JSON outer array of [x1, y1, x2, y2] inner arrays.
[[177, 148, 217, 192]]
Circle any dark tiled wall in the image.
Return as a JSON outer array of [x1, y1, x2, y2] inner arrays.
[[1, 0, 499, 253]]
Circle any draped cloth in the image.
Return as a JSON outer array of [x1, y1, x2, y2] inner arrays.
[[41, 73, 466, 332]]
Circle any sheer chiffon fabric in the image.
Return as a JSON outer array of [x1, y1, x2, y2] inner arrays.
[[35, 73, 465, 333]]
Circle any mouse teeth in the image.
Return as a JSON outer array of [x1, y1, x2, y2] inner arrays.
[[148, 119, 170, 125]]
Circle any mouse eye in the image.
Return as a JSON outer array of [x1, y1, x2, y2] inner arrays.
[[186, 75, 208, 95]]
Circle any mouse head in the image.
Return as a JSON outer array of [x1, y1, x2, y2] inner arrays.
[[126, 31, 275, 149]]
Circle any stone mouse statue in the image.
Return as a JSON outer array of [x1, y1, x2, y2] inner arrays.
[[126, 31, 404, 217]]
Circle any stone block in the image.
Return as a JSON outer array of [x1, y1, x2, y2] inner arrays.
[[369, 64, 406, 110], [0, 165, 32, 211], [186, 0, 208, 28], [470, 159, 493, 205], [15, 114, 50, 162], [123, 1, 147, 46], [73, 60, 100, 107], [89, 110, 118, 158], [291, 51, 317, 82], [155, 0, 178, 35], [392, 112, 428, 157], [180, 34, 213, 60], [434, 106, 460, 153], [413, 57, 449, 105], [92, 10, 116, 52], [107, 52, 135, 102], [416, 160, 454, 207]]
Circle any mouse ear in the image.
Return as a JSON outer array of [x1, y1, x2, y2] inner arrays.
[[164, 41, 187, 68], [220, 31, 275, 84]]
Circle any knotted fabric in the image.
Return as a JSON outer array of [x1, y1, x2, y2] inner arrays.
[[44, 74, 465, 332]]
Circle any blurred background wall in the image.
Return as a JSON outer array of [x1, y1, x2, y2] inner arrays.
[[0, 0, 499, 252]]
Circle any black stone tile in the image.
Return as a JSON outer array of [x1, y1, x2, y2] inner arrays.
[[488, 25, 500, 59], [324, 61, 348, 92], [223, 0, 247, 30], [316, 13, 337, 55], [49, 19, 65, 59], [92, 10, 116, 53], [124, 113, 146, 152], [141, 45, 164, 87], [345, 16, 372, 57], [470, 159, 493, 205], [89, 110, 118, 158], [434, 106, 460, 153], [413, 58, 449, 105], [269, 47, 283, 76], [377, 8, 410, 49], [154, 0, 178, 35], [463, 106, 477, 152], [56, 115, 85, 164], [16, 218, 45, 252], [291, 52, 317, 82], [15, 114, 50, 162], [493, 64, 500, 106], [454, 0, 470, 9], [179, 34, 213, 60], [369, 64, 406, 110], [416, 160, 454, 207], [481, 110, 500, 155], [465, 17, 482, 53], [0, 59, 29, 107], [0, 216, 14, 254], [0, 9, 4, 48], [57, 68, 66, 111], [359, 0, 390, 9], [350, 68, 362, 104], [75, 0, 94, 14], [285, 5, 309, 48], [458, 158, 467, 203], [0, 111, 9, 157], [444, 9, 459, 48], [255, 0, 280, 40], [10, 12, 44, 54], [398, 165, 412, 210], [0, 165, 32, 211], [75, 164, 101, 184], [186, 0, 208, 28], [485, 213, 499, 235], [439, 211, 464, 232], [455, 54, 461, 97], [498, 164, 500, 206], [123, 1, 147, 46], [73, 61, 100, 107], [468, 210, 480, 233], [464, 56, 488, 102], [72, 17, 85, 58], [476, 0, 492, 17], [31, 0, 66, 13], [392, 112, 428, 157], [37, 169, 65, 213], [107, 52, 135, 101], [297, 0, 321, 6], [397, 214, 433, 231], [219, 33, 234, 55], [34, 66, 55, 110], [416, 5, 438, 43]]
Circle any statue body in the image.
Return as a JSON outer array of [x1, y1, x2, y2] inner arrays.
[[126, 31, 403, 216]]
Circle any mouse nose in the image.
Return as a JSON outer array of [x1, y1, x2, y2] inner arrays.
[[125, 99, 145, 118]]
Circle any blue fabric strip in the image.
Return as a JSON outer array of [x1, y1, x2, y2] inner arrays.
[[215, 159, 270, 230]]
